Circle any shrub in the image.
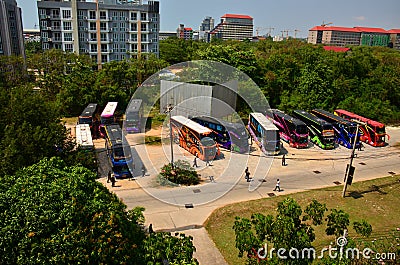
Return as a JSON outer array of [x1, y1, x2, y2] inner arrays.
[[158, 160, 200, 186]]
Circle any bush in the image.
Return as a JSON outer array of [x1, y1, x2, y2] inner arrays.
[[158, 160, 200, 186]]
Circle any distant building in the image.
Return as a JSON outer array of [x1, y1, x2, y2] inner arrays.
[[0, 0, 25, 57], [388, 29, 400, 50], [37, 0, 160, 64], [308, 25, 399, 49], [208, 14, 253, 42], [23, 29, 41, 42], [199, 16, 214, 41], [177, 24, 193, 40], [159, 31, 176, 41]]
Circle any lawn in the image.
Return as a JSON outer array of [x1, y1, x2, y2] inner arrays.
[[205, 175, 400, 264]]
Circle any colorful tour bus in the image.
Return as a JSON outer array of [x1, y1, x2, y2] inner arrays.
[[248, 112, 281, 155], [334, 109, 389, 147], [100, 102, 118, 137], [170, 115, 220, 161], [266, 109, 309, 148], [75, 124, 94, 151], [311, 109, 360, 149], [78, 103, 98, 137], [125, 99, 143, 133], [191, 116, 249, 153], [105, 124, 133, 179], [292, 110, 335, 150]]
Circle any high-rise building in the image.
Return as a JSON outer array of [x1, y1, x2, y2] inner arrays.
[[37, 0, 160, 64], [199, 16, 213, 41], [308, 25, 400, 49], [208, 14, 253, 42], [0, 0, 25, 57]]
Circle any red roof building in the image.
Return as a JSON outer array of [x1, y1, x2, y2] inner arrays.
[[208, 13, 253, 42], [177, 24, 193, 40], [308, 25, 396, 49], [323, 46, 351, 52]]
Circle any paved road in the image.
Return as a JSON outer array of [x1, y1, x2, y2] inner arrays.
[[96, 126, 400, 265]]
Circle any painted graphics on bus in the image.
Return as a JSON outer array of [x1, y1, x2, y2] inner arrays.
[[170, 116, 220, 161], [78, 103, 99, 138], [105, 124, 133, 178], [99, 102, 118, 138], [292, 110, 335, 150], [75, 124, 94, 151], [266, 109, 309, 148], [311, 109, 360, 149], [334, 109, 389, 147], [248, 112, 281, 155], [191, 116, 249, 153], [125, 99, 143, 133]]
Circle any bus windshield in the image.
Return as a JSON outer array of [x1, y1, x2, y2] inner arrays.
[[322, 124, 333, 131], [126, 112, 139, 122], [101, 116, 114, 125], [79, 117, 92, 125], [200, 137, 215, 147], [296, 125, 308, 134], [376, 126, 385, 134]]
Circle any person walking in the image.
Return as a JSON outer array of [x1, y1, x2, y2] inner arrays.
[[358, 142, 363, 151], [245, 167, 251, 182], [107, 170, 112, 183], [110, 173, 116, 187], [273, 179, 281, 192], [281, 154, 286, 166], [141, 164, 146, 177], [192, 155, 198, 168]]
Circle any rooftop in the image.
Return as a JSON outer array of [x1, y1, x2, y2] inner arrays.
[[221, 14, 253, 20]]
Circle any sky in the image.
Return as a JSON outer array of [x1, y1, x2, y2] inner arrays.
[[18, 0, 400, 38]]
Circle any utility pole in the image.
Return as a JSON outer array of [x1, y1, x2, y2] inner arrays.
[[342, 124, 359, 197], [165, 100, 174, 168]]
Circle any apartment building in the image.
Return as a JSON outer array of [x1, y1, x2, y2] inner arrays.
[[208, 14, 253, 42], [177, 24, 193, 40], [0, 0, 25, 57], [308, 25, 399, 49], [37, 0, 160, 63], [199, 16, 214, 41]]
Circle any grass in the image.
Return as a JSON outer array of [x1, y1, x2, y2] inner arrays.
[[204, 175, 400, 265]]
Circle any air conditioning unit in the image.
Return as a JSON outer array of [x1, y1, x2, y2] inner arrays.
[[125, 17, 128, 21], [48, 38, 52, 42], [108, 28, 113, 32], [84, 28, 88, 31], [47, 27, 52, 30], [109, 39, 113, 42], [86, 38, 89, 42], [83, 16, 88, 20], [110, 49, 113, 53]]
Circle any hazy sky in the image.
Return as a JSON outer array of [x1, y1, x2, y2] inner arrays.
[[18, 0, 399, 38]]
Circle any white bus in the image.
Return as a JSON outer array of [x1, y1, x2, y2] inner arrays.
[[75, 124, 94, 150]]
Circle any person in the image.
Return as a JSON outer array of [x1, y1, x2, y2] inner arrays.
[[107, 170, 111, 183], [141, 164, 146, 177], [358, 142, 363, 151], [192, 156, 198, 168], [245, 168, 251, 182], [273, 179, 281, 192], [110, 173, 116, 187], [205, 159, 211, 166], [282, 154, 286, 166]]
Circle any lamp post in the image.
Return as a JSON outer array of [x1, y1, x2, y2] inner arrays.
[[165, 102, 174, 168], [342, 124, 359, 197]]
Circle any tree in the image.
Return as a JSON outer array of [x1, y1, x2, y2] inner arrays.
[[0, 157, 198, 264]]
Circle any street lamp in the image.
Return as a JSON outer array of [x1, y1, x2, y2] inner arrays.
[[165, 101, 174, 168]]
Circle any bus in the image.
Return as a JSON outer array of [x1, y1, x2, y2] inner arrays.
[[191, 116, 249, 153], [248, 112, 281, 155], [99, 102, 118, 137], [170, 115, 221, 161], [292, 110, 335, 150], [125, 99, 143, 133], [334, 109, 389, 147], [78, 103, 99, 138], [311, 109, 360, 149], [266, 109, 309, 148], [75, 124, 94, 151], [104, 124, 133, 179]]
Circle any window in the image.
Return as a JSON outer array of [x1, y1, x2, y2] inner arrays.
[[64, 33, 73, 41], [89, 22, 96, 31], [52, 21, 60, 30], [141, 23, 147, 32], [119, 22, 125, 30], [100, 11, 107, 20], [42, 43, 50, 50], [140, 13, 147, 21], [141, 34, 147, 42], [63, 21, 72, 30], [130, 23, 137, 31], [79, 32, 85, 42], [101, 44, 108, 52], [100, 33, 107, 41], [54, 32, 61, 41], [39, 9, 46, 16], [52, 9, 60, 19], [62, 10, 71, 19], [131, 12, 137, 21], [65, 43, 73, 52], [100, 22, 107, 31], [89, 10, 96, 20], [90, 33, 96, 41], [78, 10, 86, 19], [141, 44, 147, 52], [131, 44, 137, 52], [41, 31, 48, 39], [120, 33, 126, 42], [91, 44, 97, 52], [101, 54, 108, 63], [130, 34, 137, 41]]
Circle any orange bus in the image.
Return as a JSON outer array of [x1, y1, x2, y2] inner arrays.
[[334, 109, 389, 147], [170, 115, 220, 161]]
